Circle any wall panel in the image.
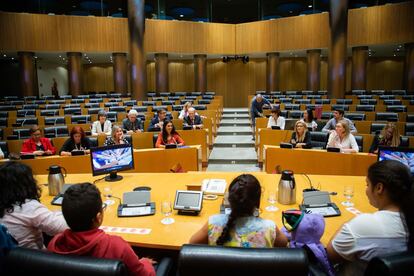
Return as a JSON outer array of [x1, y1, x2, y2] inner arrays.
[[83, 64, 114, 92], [366, 58, 404, 90]]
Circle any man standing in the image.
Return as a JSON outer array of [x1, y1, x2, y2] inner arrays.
[[322, 109, 357, 133], [122, 109, 143, 134], [250, 94, 272, 140]]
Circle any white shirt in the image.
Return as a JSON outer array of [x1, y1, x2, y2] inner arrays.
[[267, 116, 286, 130], [0, 199, 68, 249], [300, 119, 318, 130], [332, 211, 408, 276], [327, 132, 359, 152], [0, 147, 4, 159], [91, 120, 112, 136]]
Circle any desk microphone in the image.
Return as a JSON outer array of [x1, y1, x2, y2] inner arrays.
[[302, 173, 319, 192]]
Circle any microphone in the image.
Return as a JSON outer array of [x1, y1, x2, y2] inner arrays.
[[302, 174, 319, 192]]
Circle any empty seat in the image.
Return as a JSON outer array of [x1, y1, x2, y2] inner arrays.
[[160, 92, 171, 97], [109, 98, 122, 102], [386, 105, 407, 112], [336, 99, 353, 105], [0, 111, 9, 118], [375, 112, 398, 122], [162, 100, 175, 105], [357, 95, 373, 99], [331, 105, 349, 111], [295, 99, 311, 104], [289, 95, 303, 99], [306, 95, 322, 99], [205, 91, 215, 95], [142, 101, 156, 106], [45, 104, 61, 109], [152, 106, 168, 112], [185, 96, 198, 100], [279, 98, 293, 103], [405, 123, 414, 136], [24, 96, 37, 101], [284, 104, 301, 110], [351, 90, 366, 95], [401, 136, 409, 147], [64, 108, 81, 115], [147, 92, 156, 97], [269, 91, 281, 95], [77, 95, 90, 99], [191, 92, 202, 96], [285, 91, 297, 95], [71, 115, 91, 124], [168, 96, 181, 100], [321, 112, 333, 120], [379, 95, 396, 100], [197, 99, 211, 105], [371, 90, 385, 95], [180, 99, 194, 105], [49, 100, 66, 104], [175, 92, 187, 96], [289, 111, 304, 119], [106, 112, 118, 122], [173, 105, 183, 111], [202, 95, 214, 99], [193, 105, 207, 110], [88, 137, 98, 148], [359, 99, 377, 105], [59, 95, 72, 99], [317, 90, 328, 95], [356, 105, 375, 112], [17, 109, 36, 117], [33, 100, 46, 104], [371, 123, 387, 134], [22, 104, 39, 110], [314, 99, 331, 104], [40, 109, 59, 116], [84, 103, 100, 108], [383, 99, 401, 105], [345, 113, 366, 121], [70, 99, 85, 103], [10, 100, 25, 105], [365, 251, 414, 276], [402, 95, 414, 100], [301, 90, 313, 95], [109, 106, 126, 112], [14, 118, 38, 126], [44, 126, 69, 138], [12, 129, 31, 140], [87, 108, 102, 115], [354, 135, 363, 152], [44, 116, 65, 125], [41, 95, 55, 100], [391, 89, 406, 95], [0, 106, 16, 111], [305, 104, 317, 110], [89, 98, 103, 103], [406, 114, 414, 122], [123, 100, 137, 106], [0, 118, 8, 127], [132, 106, 148, 112], [104, 102, 119, 107], [310, 132, 329, 149]]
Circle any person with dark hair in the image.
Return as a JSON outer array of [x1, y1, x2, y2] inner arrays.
[[327, 160, 414, 275], [155, 120, 184, 148], [149, 109, 167, 131], [0, 162, 67, 249], [251, 94, 272, 140], [21, 125, 56, 155], [60, 126, 91, 156], [369, 122, 401, 154], [91, 110, 112, 136], [300, 109, 318, 131], [48, 183, 155, 276], [190, 174, 288, 247], [322, 109, 357, 133], [267, 106, 286, 130]]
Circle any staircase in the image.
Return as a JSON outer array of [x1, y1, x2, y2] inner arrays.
[[207, 108, 260, 172]]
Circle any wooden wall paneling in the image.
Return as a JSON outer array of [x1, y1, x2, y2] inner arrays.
[[320, 58, 329, 90], [366, 58, 404, 90], [279, 58, 307, 91], [146, 62, 156, 92], [83, 64, 114, 92], [168, 60, 194, 92]]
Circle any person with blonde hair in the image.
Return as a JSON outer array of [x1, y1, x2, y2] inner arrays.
[[327, 120, 359, 153], [369, 123, 401, 154], [290, 121, 312, 148], [104, 125, 129, 146], [178, 102, 193, 119]]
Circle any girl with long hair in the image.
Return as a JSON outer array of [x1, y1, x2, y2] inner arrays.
[[155, 120, 184, 148], [369, 122, 401, 153], [290, 121, 312, 148]]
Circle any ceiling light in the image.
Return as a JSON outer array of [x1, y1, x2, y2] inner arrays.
[[393, 54, 396, 57], [180, 14, 184, 17], [308, 5, 312, 8], [290, 52, 293, 55], [118, 8, 122, 11], [289, 11, 293, 13], [397, 48, 400, 51], [11, 57, 14, 60], [72, 5, 76, 8], [34, 56, 37, 59], [59, 55, 62, 58], [3, 54, 6, 57]]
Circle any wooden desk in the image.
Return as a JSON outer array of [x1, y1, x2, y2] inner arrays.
[[257, 129, 292, 163], [1, 146, 202, 174], [263, 146, 377, 176], [38, 172, 375, 250]]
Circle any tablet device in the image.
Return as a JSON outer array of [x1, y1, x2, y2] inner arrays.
[[271, 126, 281, 130], [71, 150, 85, 156], [280, 142, 293, 149], [20, 153, 36, 159], [51, 184, 73, 205], [174, 190, 203, 215], [165, 144, 178, 149], [327, 147, 340, 153]]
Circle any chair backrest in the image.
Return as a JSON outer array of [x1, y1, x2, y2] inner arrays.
[[401, 136, 409, 147], [336, 99, 353, 105], [321, 112, 333, 120], [331, 104, 349, 111], [45, 116, 65, 125], [85, 103, 100, 108], [289, 110, 304, 119], [40, 109, 59, 116], [44, 126, 69, 138], [354, 135, 363, 152], [0, 141, 9, 158], [71, 115, 92, 124], [109, 106, 126, 112], [17, 109, 36, 117], [64, 108, 82, 115], [365, 251, 414, 276], [386, 105, 407, 113], [314, 99, 330, 104], [132, 106, 148, 113], [371, 123, 387, 134], [360, 99, 377, 105], [0, 118, 8, 127], [284, 104, 300, 110], [12, 129, 31, 140], [375, 112, 399, 122], [405, 123, 414, 136], [310, 131, 329, 149], [3, 247, 127, 276], [406, 114, 414, 122], [193, 105, 207, 110], [356, 105, 375, 112], [16, 117, 38, 126], [346, 113, 366, 121], [178, 244, 308, 276]]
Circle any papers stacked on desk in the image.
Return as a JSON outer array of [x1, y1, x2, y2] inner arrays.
[[202, 179, 227, 195]]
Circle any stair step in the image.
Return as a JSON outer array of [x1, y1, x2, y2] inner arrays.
[[209, 148, 257, 163], [214, 135, 255, 147], [222, 114, 250, 119], [220, 119, 250, 127], [217, 126, 252, 135], [206, 164, 261, 172]]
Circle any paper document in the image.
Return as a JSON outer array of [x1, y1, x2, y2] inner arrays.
[[121, 206, 151, 216], [202, 179, 227, 195]]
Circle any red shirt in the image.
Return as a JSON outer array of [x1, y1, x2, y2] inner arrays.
[[155, 133, 185, 148], [21, 137, 56, 154]]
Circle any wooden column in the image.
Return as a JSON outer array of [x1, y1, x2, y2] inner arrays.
[[307, 49, 321, 92], [18, 51, 36, 97], [351, 46, 368, 90], [194, 54, 207, 93], [328, 0, 349, 98], [155, 53, 169, 93], [266, 52, 280, 92], [67, 52, 82, 96], [128, 0, 146, 100], [406, 43, 414, 92], [112, 52, 128, 95]]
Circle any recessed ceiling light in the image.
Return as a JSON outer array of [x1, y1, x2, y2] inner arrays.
[[308, 5, 312, 8], [3, 54, 6, 57], [289, 11, 293, 13], [63, 58, 65, 60], [118, 8, 122, 11], [180, 14, 184, 17], [397, 48, 400, 51], [59, 55, 62, 58], [72, 5, 76, 8], [11, 57, 14, 60], [393, 54, 396, 57]]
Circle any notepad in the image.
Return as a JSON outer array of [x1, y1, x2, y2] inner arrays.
[[202, 179, 227, 195], [121, 206, 151, 216]]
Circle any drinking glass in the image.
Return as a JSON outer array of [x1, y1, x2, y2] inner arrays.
[[341, 184, 354, 207], [103, 185, 115, 206], [265, 190, 279, 212], [161, 201, 175, 225]]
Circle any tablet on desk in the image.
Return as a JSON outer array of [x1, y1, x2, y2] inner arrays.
[[174, 190, 203, 215], [165, 144, 178, 149], [20, 153, 36, 159], [271, 126, 281, 130], [71, 150, 85, 156], [327, 147, 340, 153], [280, 142, 293, 149]]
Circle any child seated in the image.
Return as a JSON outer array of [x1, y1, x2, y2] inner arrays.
[[47, 183, 155, 276], [281, 210, 334, 276]]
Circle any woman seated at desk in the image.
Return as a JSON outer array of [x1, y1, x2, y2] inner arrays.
[[155, 120, 185, 148], [189, 174, 288, 248], [290, 121, 312, 148], [104, 125, 129, 146], [60, 126, 91, 156], [21, 125, 56, 156], [369, 122, 401, 154], [300, 109, 318, 131], [267, 107, 286, 130], [327, 120, 359, 153], [91, 110, 112, 136], [327, 160, 414, 275]]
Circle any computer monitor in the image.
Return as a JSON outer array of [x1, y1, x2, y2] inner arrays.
[[378, 146, 414, 174], [90, 144, 134, 182]]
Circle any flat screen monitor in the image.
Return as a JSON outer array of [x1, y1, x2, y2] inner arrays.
[[90, 144, 134, 182], [378, 146, 414, 174]]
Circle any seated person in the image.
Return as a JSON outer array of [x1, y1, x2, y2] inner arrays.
[[148, 109, 167, 131], [60, 126, 91, 156], [21, 125, 56, 156], [190, 174, 288, 247], [183, 107, 203, 129], [327, 160, 414, 275], [0, 147, 4, 159], [104, 125, 129, 146], [155, 120, 184, 148], [290, 121, 312, 148], [47, 183, 155, 276], [0, 162, 67, 249], [327, 120, 359, 153], [267, 107, 286, 130], [369, 122, 401, 154], [178, 101, 193, 120], [122, 109, 143, 134], [91, 110, 112, 136], [300, 109, 318, 131], [322, 109, 357, 134]]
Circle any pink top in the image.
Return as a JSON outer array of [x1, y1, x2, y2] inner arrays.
[[0, 199, 68, 249]]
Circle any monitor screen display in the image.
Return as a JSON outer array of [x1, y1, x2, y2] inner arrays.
[[378, 146, 414, 174], [90, 144, 134, 176]]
